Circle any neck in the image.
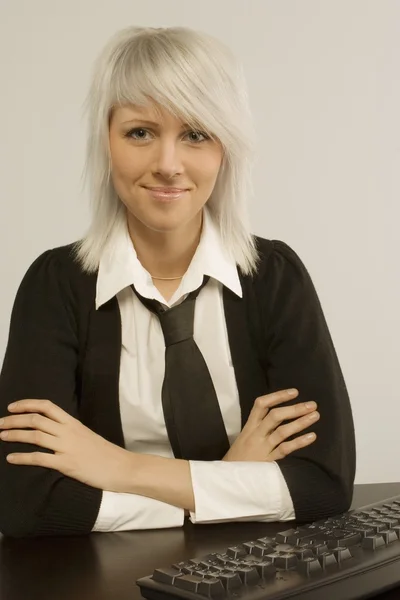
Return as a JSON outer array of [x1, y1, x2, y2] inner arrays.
[[127, 211, 203, 279]]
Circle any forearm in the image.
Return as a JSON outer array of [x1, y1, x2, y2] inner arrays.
[[121, 453, 295, 524], [124, 453, 195, 512]]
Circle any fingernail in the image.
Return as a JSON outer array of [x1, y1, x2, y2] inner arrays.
[[308, 411, 319, 420], [8, 403, 17, 410], [0, 431, 8, 439], [305, 433, 316, 439], [0, 419, 4, 425], [305, 401, 316, 409], [287, 389, 297, 396]]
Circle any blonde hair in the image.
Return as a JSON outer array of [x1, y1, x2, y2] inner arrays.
[[73, 26, 261, 276]]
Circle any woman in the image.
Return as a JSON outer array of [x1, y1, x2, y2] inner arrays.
[[0, 26, 355, 537]]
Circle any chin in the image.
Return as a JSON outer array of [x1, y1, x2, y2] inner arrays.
[[136, 211, 188, 233]]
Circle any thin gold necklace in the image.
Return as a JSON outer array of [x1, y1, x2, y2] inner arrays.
[[151, 275, 184, 280]]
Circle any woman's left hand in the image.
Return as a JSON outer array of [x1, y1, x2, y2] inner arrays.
[[0, 399, 132, 492]]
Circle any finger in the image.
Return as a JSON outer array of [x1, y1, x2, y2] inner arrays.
[[259, 402, 318, 436], [0, 413, 60, 436], [0, 429, 62, 452], [247, 389, 299, 427], [268, 432, 317, 461], [267, 411, 320, 449], [7, 399, 73, 425], [6, 451, 57, 468]]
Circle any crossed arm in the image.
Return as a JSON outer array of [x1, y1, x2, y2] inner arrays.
[[0, 389, 318, 512]]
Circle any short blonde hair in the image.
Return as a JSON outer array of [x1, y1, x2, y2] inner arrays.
[[73, 26, 261, 276]]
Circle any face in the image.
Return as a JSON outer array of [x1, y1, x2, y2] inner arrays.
[[108, 102, 224, 237]]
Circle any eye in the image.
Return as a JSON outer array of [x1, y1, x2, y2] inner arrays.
[[124, 128, 210, 143], [124, 128, 151, 140], [185, 130, 210, 143]]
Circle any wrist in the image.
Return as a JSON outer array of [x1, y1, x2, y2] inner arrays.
[[121, 452, 195, 511], [121, 451, 156, 495]]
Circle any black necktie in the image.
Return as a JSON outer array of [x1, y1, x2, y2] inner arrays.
[[131, 276, 230, 460]]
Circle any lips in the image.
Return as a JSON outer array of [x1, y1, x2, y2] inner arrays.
[[144, 187, 189, 193]]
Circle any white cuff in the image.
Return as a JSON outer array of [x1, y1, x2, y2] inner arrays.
[[93, 491, 185, 532], [188, 461, 295, 524]]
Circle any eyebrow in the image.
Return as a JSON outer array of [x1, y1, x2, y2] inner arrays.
[[121, 119, 188, 129]]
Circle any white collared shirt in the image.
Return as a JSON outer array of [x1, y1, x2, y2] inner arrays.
[[93, 207, 295, 531]]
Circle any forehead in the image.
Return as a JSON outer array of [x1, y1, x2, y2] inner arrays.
[[112, 102, 182, 124]]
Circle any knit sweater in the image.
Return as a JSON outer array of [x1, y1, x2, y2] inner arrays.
[[0, 237, 356, 537]]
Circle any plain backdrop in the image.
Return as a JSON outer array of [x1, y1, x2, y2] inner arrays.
[[0, 0, 399, 484]]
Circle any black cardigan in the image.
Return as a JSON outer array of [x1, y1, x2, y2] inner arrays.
[[0, 237, 356, 537]]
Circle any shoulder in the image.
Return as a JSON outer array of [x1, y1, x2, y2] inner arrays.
[[17, 242, 97, 305], [252, 235, 312, 286]]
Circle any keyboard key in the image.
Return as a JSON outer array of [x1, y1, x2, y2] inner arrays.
[[331, 547, 352, 563], [202, 554, 221, 564], [275, 529, 297, 543], [297, 557, 323, 575], [379, 529, 398, 544], [377, 518, 399, 528], [356, 510, 377, 518], [218, 572, 242, 590], [242, 542, 255, 553], [302, 542, 329, 556], [153, 567, 183, 585], [274, 553, 298, 570], [325, 531, 362, 548], [226, 545, 247, 559], [252, 561, 276, 579], [235, 566, 260, 585], [196, 570, 215, 578], [207, 565, 224, 574], [251, 543, 275, 557], [225, 559, 241, 568], [189, 558, 203, 567], [287, 528, 320, 545], [198, 577, 225, 597], [214, 554, 231, 565], [257, 536, 276, 546], [362, 535, 386, 550], [367, 522, 387, 533], [174, 574, 204, 591], [183, 566, 199, 574], [172, 561, 188, 571], [291, 546, 314, 560], [381, 513, 400, 522], [317, 552, 337, 568], [344, 524, 375, 538]]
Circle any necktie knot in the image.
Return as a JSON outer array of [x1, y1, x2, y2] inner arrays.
[[156, 299, 195, 347], [131, 275, 210, 348]]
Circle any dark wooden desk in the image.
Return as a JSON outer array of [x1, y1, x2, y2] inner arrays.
[[1, 483, 400, 600]]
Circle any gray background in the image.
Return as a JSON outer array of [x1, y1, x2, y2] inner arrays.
[[0, 0, 399, 483]]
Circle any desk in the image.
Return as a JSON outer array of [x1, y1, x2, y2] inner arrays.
[[1, 483, 400, 600]]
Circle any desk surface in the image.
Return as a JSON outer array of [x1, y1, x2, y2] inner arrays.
[[1, 483, 400, 600]]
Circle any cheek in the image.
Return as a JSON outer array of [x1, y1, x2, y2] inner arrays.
[[110, 144, 135, 176], [200, 154, 223, 188]]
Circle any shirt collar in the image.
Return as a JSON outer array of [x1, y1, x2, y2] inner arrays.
[[95, 205, 242, 310]]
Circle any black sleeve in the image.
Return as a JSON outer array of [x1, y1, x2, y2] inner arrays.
[[258, 240, 356, 522], [0, 249, 102, 537]]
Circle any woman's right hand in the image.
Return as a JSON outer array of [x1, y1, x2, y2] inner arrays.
[[223, 389, 319, 462]]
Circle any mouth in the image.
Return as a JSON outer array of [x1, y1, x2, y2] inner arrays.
[[142, 187, 189, 202], [143, 187, 190, 193]]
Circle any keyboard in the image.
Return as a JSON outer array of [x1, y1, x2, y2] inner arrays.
[[136, 494, 400, 600]]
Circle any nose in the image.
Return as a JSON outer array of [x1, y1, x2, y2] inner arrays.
[[152, 138, 184, 180]]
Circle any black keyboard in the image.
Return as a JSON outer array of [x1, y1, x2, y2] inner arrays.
[[136, 495, 400, 600]]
